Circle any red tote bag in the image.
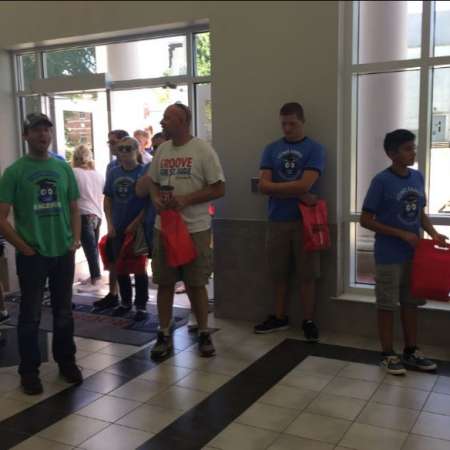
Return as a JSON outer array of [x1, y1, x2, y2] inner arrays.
[[298, 200, 331, 252], [411, 239, 450, 301], [160, 210, 197, 267], [116, 233, 148, 275]]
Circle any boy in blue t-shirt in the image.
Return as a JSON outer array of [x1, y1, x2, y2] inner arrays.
[[254, 102, 325, 341], [361, 129, 447, 375], [103, 137, 154, 322]]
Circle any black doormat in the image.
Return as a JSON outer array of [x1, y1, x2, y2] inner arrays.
[[5, 294, 190, 346]]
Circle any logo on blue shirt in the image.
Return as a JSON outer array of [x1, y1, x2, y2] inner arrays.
[[278, 150, 303, 180]]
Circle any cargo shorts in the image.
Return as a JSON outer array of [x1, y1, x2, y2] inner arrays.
[[266, 221, 320, 282], [152, 228, 212, 287], [375, 261, 426, 311]]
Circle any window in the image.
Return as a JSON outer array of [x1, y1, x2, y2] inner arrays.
[[14, 29, 212, 161], [343, 1, 450, 292]]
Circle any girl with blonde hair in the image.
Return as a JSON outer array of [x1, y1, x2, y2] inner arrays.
[[72, 145, 105, 287]]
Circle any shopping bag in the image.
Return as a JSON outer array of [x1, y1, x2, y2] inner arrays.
[[133, 223, 149, 256], [99, 235, 114, 271], [160, 210, 197, 267], [116, 232, 148, 275], [411, 239, 450, 301], [298, 200, 331, 251]]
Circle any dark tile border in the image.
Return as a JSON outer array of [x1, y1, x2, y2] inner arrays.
[[138, 339, 450, 450], [0, 328, 199, 450]]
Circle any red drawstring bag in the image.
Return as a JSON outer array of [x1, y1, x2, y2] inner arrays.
[[160, 210, 197, 267], [298, 200, 331, 252], [99, 235, 114, 271], [116, 232, 148, 275], [411, 239, 450, 301]]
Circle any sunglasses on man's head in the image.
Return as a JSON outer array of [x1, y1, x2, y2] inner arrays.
[[117, 145, 135, 153]]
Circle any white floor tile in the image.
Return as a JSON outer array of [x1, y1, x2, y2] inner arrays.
[[412, 411, 450, 441], [117, 403, 183, 433], [147, 385, 209, 411], [285, 411, 351, 444], [10, 436, 73, 450], [423, 392, 450, 416], [236, 402, 299, 432], [433, 376, 450, 395], [79, 423, 153, 450], [208, 422, 278, 450], [4, 381, 66, 405], [175, 370, 231, 393], [280, 370, 333, 392], [268, 434, 335, 450], [340, 422, 408, 450], [322, 376, 379, 400], [137, 364, 192, 385], [384, 371, 437, 391], [0, 396, 31, 421], [356, 402, 419, 432], [259, 384, 318, 411], [306, 392, 366, 420], [402, 434, 450, 450], [371, 383, 429, 410], [337, 362, 386, 383], [38, 414, 110, 446], [76, 395, 141, 422]]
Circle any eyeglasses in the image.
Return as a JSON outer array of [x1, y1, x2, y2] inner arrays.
[[117, 145, 135, 153]]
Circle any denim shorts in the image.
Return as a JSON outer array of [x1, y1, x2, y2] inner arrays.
[[375, 261, 426, 311]]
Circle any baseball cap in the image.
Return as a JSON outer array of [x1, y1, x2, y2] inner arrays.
[[23, 113, 53, 132]]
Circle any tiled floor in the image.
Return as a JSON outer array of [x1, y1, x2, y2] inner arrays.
[[1, 315, 450, 450]]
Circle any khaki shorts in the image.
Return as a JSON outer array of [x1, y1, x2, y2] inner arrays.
[[266, 221, 320, 282], [375, 261, 426, 311], [152, 228, 212, 287]]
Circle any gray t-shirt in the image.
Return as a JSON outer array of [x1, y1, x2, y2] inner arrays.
[[149, 137, 225, 233]]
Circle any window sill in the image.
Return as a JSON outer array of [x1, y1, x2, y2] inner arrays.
[[332, 294, 450, 313]]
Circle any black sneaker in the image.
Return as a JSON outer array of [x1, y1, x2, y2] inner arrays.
[[21, 373, 43, 395], [92, 293, 119, 311], [302, 320, 319, 343], [198, 332, 216, 357], [59, 363, 83, 384], [254, 315, 289, 334], [402, 347, 437, 371], [133, 309, 147, 322], [151, 331, 173, 359], [112, 305, 132, 317]]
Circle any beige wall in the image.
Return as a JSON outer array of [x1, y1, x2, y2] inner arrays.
[[0, 0, 340, 222]]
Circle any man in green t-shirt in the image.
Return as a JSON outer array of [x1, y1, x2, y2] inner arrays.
[[0, 113, 82, 395]]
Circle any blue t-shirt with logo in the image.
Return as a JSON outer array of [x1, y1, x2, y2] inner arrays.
[[104, 164, 149, 233], [362, 168, 425, 264], [260, 137, 325, 221]]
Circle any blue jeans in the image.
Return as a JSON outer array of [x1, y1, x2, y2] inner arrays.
[[80, 214, 101, 280], [16, 252, 76, 375]]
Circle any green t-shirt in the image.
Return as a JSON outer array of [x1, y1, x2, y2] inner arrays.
[[0, 155, 80, 257]]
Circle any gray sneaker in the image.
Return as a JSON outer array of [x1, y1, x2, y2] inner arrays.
[[151, 331, 173, 359], [381, 353, 406, 375], [403, 348, 437, 371], [198, 332, 215, 357]]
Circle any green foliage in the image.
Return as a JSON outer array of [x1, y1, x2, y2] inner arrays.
[[196, 33, 211, 76], [21, 47, 96, 86]]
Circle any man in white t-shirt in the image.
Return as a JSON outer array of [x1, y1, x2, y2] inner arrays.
[[137, 103, 225, 358]]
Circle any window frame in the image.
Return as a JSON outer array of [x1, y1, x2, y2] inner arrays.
[[341, 1, 450, 297], [11, 26, 211, 154]]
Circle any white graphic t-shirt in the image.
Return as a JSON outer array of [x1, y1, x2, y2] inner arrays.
[[149, 137, 225, 233]]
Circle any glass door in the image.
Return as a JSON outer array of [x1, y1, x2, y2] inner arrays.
[[47, 91, 109, 175]]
